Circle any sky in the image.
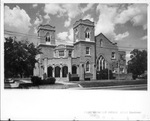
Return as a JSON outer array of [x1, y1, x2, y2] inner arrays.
[[4, 3, 148, 61]]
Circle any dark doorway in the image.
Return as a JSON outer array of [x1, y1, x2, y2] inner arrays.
[[62, 66, 68, 77], [55, 66, 60, 77], [47, 66, 53, 77], [72, 65, 77, 74]]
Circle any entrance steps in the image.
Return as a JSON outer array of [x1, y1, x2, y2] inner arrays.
[[56, 77, 69, 82]]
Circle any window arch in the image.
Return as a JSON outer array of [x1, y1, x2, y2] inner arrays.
[[46, 35, 51, 42], [72, 65, 77, 74], [97, 55, 107, 71], [85, 28, 90, 39], [45, 32, 51, 42], [86, 61, 90, 72], [100, 39, 103, 47]]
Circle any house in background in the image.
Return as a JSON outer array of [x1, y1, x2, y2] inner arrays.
[[34, 19, 127, 81]]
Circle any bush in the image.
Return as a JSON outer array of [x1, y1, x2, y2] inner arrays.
[[70, 77, 79, 81], [31, 76, 41, 85], [132, 74, 137, 80], [41, 77, 56, 84], [85, 78, 90, 81]]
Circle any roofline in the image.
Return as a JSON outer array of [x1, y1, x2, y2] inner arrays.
[[38, 24, 55, 28], [73, 19, 94, 28], [95, 33, 117, 45]]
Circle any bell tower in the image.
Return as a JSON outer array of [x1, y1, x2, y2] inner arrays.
[[37, 24, 56, 45], [73, 19, 95, 43], [37, 24, 56, 60], [73, 19, 96, 80]]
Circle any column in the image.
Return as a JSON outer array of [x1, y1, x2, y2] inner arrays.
[[60, 64, 62, 78], [107, 63, 109, 80], [41, 65, 44, 80], [105, 61, 107, 69], [53, 64, 55, 77], [92, 64, 96, 80], [39, 59, 43, 78], [77, 65, 79, 75], [98, 58, 100, 71], [79, 63, 84, 81], [38, 62, 41, 77], [102, 59, 104, 70], [44, 58, 48, 75]]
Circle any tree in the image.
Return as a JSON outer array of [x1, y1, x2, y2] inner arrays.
[[4, 37, 41, 78], [127, 49, 147, 79]]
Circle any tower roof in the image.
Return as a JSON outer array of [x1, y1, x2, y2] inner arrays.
[[73, 19, 94, 28], [37, 24, 55, 33]]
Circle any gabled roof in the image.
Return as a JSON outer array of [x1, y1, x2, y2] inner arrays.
[[95, 33, 117, 45]]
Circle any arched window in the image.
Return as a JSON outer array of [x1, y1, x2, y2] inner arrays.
[[46, 35, 51, 42], [86, 61, 90, 72], [85, 28, 90, 40], [100, 39, 103, 47], [97, 56, 106, 71], [45, 32, 51, 43]]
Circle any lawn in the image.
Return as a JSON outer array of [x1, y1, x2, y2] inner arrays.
[[72, 79, 147, 88]]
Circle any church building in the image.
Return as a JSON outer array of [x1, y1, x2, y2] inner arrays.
[[34, 19, 126, 81]]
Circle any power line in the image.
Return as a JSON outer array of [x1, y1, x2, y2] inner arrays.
[[4, 30, 147, 51], [4, 30, 38, 38]]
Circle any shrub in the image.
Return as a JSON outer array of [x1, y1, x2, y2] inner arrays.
[[31, 76, 41, 85], [41, 77, 56, 84], [85, 78, 90, 81], [70, 77, 79, 81], [132, 74, 137, 80]]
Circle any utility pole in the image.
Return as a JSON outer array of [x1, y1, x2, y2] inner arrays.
[[118, 60, 120, 80], [108, 63, 109, 80]]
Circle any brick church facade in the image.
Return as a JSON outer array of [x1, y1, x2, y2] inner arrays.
[[34, 19, 126, 81]]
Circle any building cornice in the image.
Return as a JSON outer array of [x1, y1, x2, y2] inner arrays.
[[74, 40, 95, 45], [38, 43, 56, 47]]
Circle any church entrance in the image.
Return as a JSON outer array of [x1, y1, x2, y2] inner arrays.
[[62, 66, 68, 77], [47, 66, 53, 77], [55, 66, 60, 77], [72, 65, 77, 74]]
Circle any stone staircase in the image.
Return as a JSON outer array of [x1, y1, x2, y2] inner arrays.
[[56, 77, 69, 82]]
